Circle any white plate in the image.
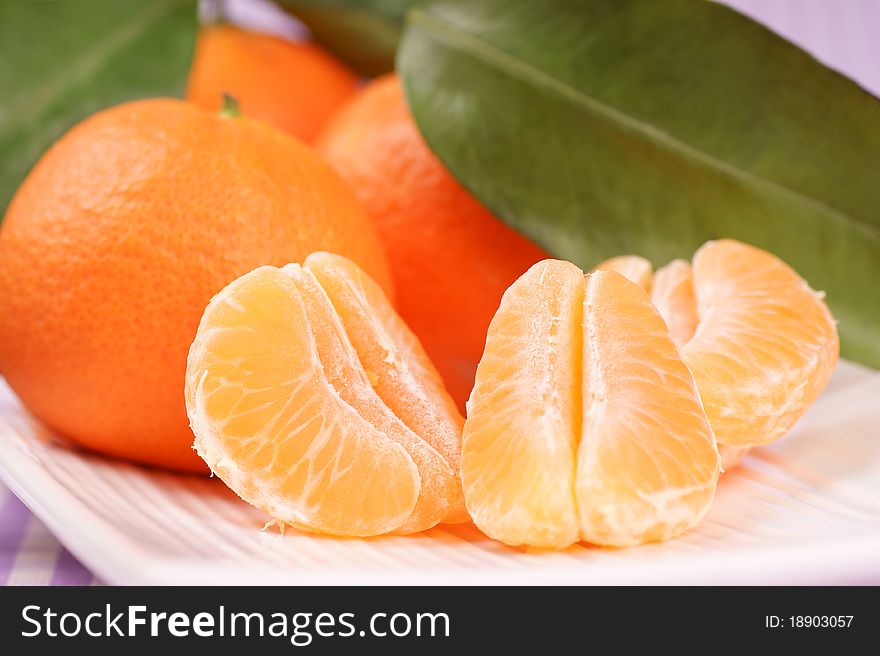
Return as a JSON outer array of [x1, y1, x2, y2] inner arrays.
[[1, 362, 879, 585]]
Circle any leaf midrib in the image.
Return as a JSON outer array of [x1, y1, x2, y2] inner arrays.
[[0, 0, 188, 142], [409, 7, 880, 242]]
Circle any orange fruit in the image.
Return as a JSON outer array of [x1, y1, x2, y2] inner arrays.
[[186, 25, 358, 143], [596, 239, 839, 452], [316, 73, 548, 409], [0, 99, 391, 472], [185, 253, 465, 536], [460, 261, 719, 548]]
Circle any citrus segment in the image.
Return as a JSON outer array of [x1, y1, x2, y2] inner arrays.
[[284, 264, 456, 533], [461, 261, 719, 549], [682, 240, 839, 447], [577, 271, 719, 546], [595, 240, 838, 450], [651, 259, 698, 348], [186, 266, 417, 536], [304, 252, 467, 522], [186, 255, 464, 536], [460, 261, 584, 549], [593, 255, 653, 293]]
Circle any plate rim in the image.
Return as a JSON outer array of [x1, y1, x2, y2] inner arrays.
[[2, 367, 880, 585], [3, 439, 880, 585]]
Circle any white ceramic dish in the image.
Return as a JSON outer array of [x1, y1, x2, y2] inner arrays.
[[1, 362, 879, 585]]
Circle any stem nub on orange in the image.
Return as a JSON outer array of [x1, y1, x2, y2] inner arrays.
[[0, 98, 392, 472], [186, 25, 359, 144]]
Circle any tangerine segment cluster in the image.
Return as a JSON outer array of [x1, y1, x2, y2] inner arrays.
[[596, 240, 839, 452], [460, 261, 720, 549], [185, 253, 464, 537]]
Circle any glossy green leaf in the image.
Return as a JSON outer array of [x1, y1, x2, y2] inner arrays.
[[280, 0, 419, 76], [0, 0, 197, 215], [398, 0, 880, 368]]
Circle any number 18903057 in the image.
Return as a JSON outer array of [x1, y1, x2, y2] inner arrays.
[[765, 616, 854, 628]]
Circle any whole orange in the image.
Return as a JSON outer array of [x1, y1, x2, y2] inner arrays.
[[316, 74, 548, 408], [186, 25, 358, 143], [0, 98, 392, 472]]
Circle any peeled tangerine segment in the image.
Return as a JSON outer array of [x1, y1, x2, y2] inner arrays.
[[185, 253, 464, 537], [652, 259, 742, 469], [682, 240, 839, 447], [651, 259, 698, 349], [598, 241, 839, 452], [461, 261, 719, 549], [461, 260, 584, 549], [593, 255, 652, 293], [304, 252, 467, 522]]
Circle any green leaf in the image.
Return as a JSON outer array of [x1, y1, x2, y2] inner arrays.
[[0, 0, 197, 215], [280, 0, 419, 76], [398, 0, 880, 368]]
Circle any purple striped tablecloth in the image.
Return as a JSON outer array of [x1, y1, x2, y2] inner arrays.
[[1, 0, 879, 586], [0, 483, 99, 585]]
